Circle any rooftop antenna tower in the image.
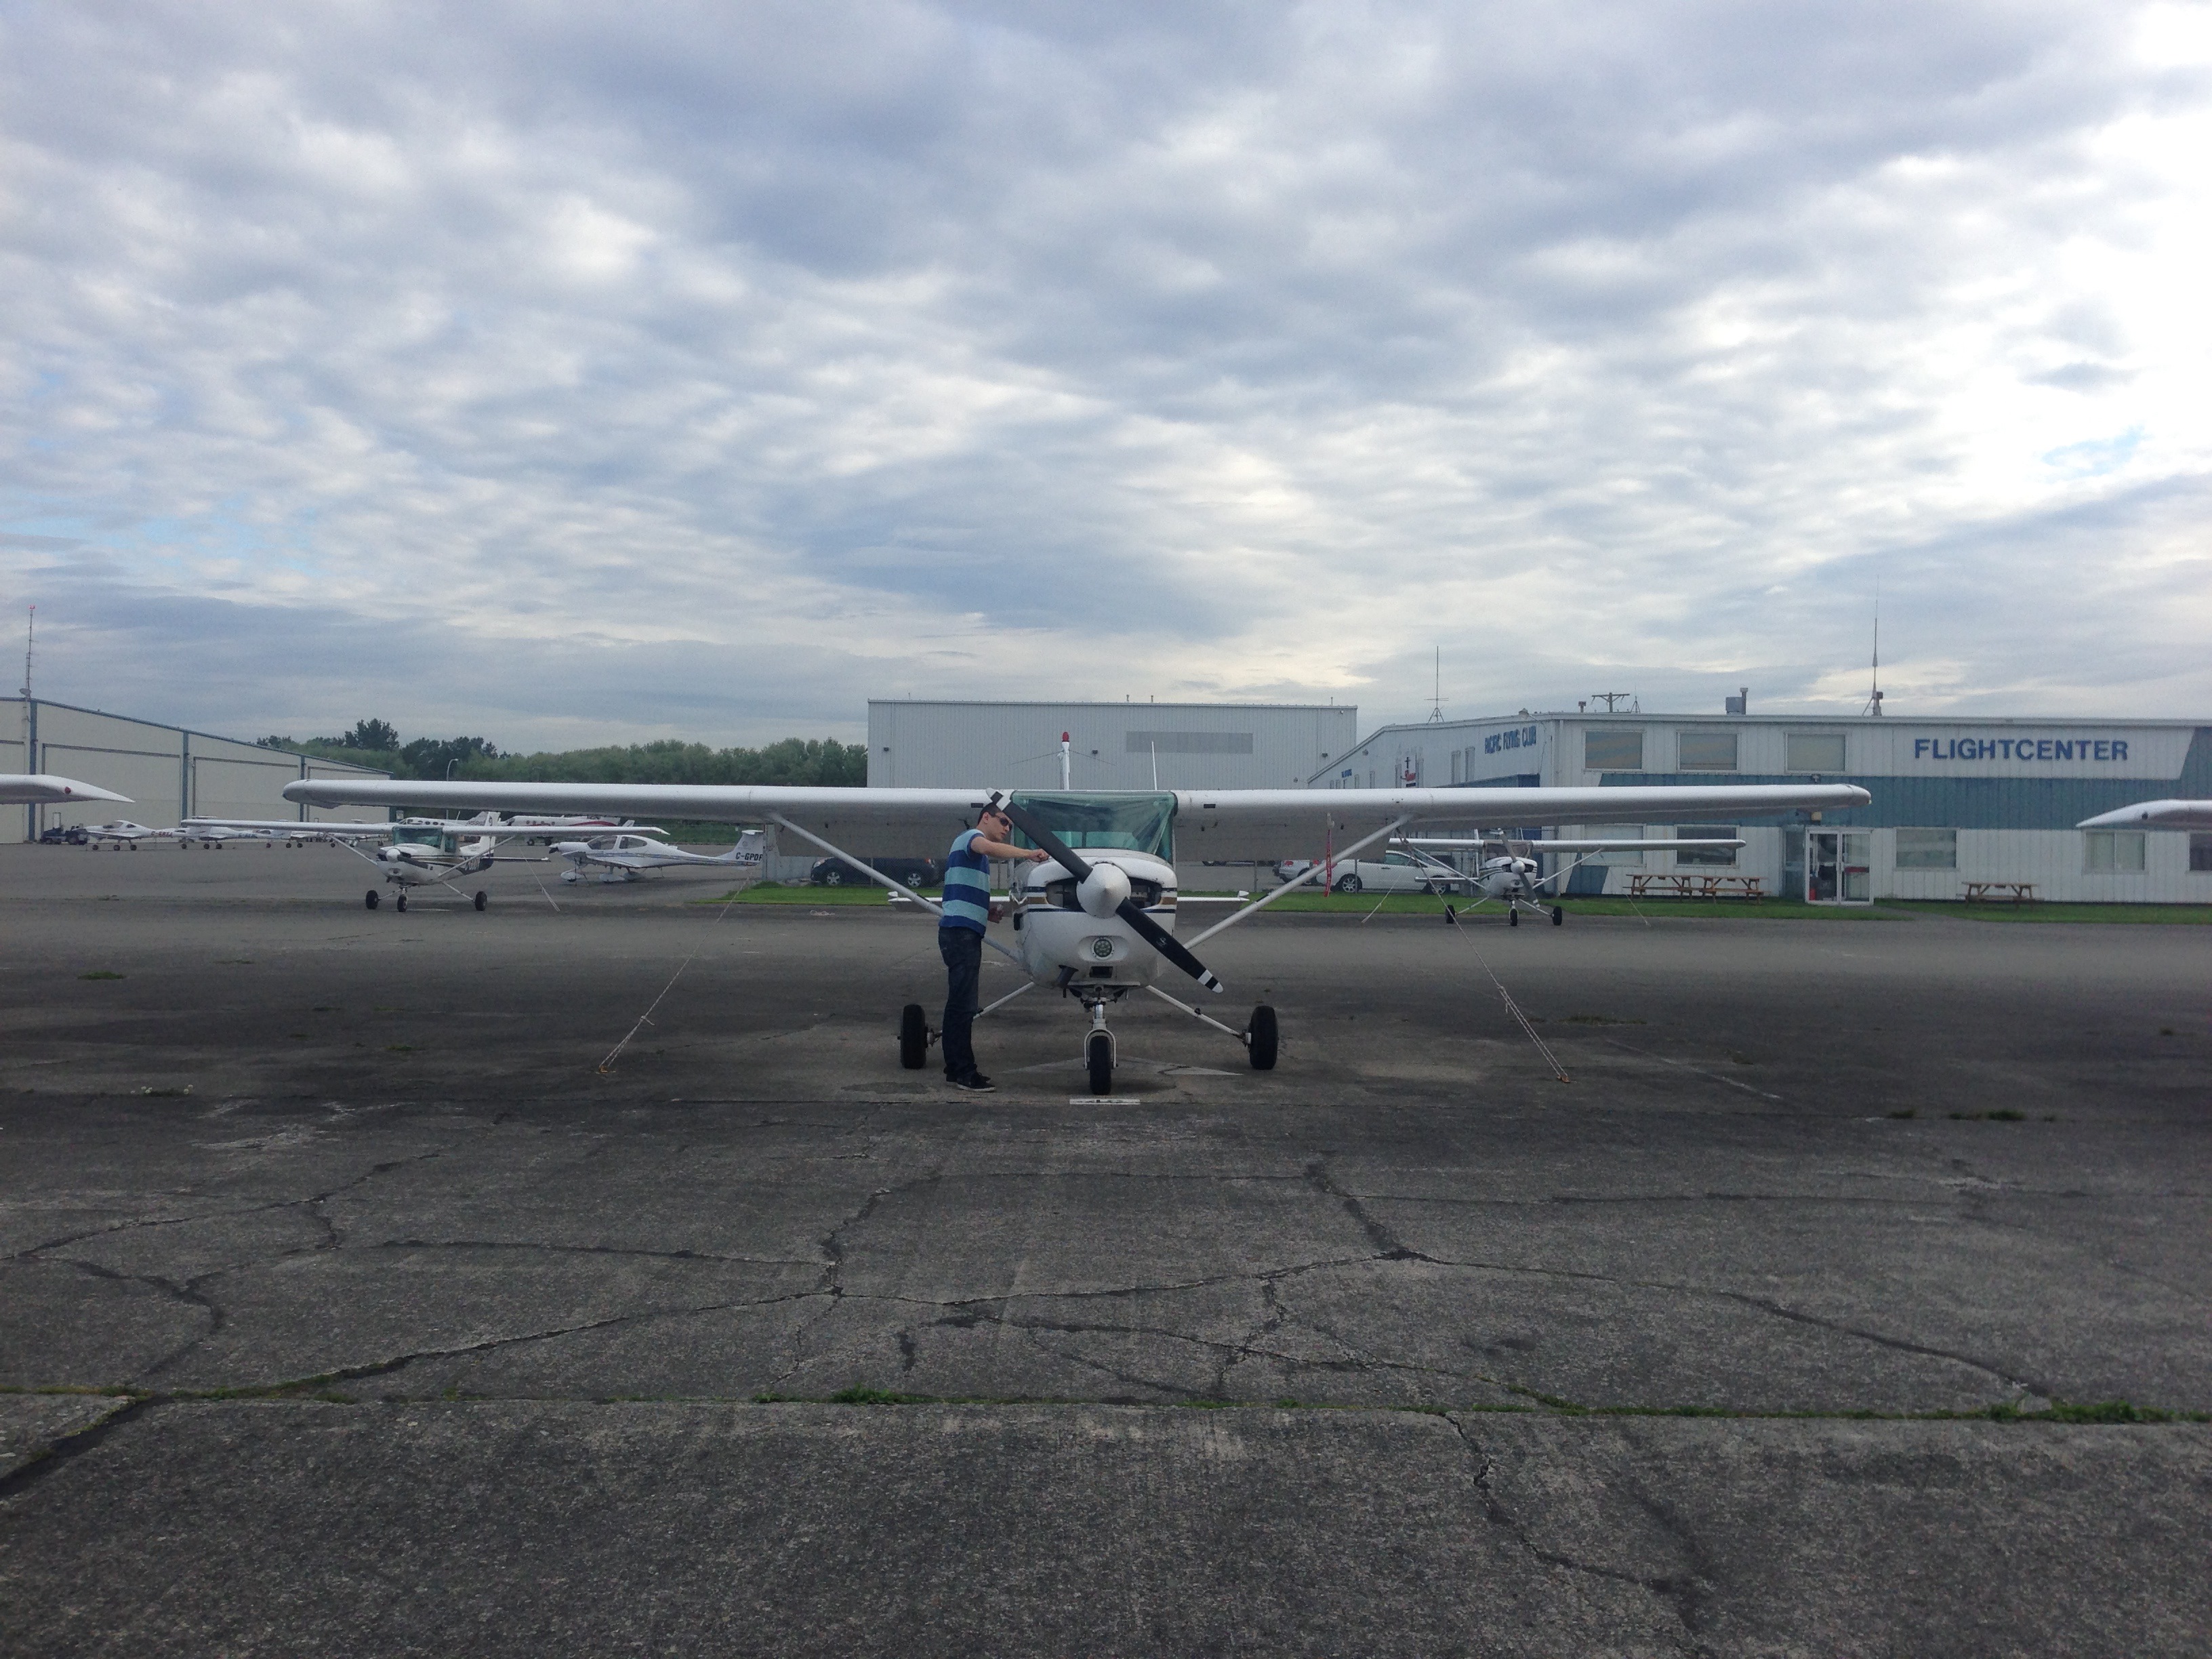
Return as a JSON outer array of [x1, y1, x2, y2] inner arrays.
[[19, 605, 32, 699], [1862, 583, 1884, 717], [1427, 647, 1444, 722], [1590, 691, 1635, 713]]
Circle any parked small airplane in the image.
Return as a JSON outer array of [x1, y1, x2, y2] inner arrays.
[[551, 830, 765, 884], [283, 776, 1871, 1092], [2077, 800, 2212, 831], [80, 819, 175, 850], [0, 773, 131, 806], [1404, 834, 1746, 924]]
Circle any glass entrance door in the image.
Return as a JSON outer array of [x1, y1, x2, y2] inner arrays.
[[1805, 830, 1872, 904]]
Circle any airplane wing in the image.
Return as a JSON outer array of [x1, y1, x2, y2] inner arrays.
[[1408, 836, 1746, 853], [284, 779, 1870, 861], [2076, 799, 2212, 831], [183, 817, 392, 838], [0, 774, 133, 806]]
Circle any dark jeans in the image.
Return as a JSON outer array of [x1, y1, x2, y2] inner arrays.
[[938, 926, 983, 1079]]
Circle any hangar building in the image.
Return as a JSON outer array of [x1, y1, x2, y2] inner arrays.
[[868, 700, 1359, 792], [4, 697, 390, 842], [1315, 707, 2212, 905]]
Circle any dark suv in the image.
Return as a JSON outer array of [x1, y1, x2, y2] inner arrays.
[[809, 856, 943, 889], [37, 825, 89, 845]]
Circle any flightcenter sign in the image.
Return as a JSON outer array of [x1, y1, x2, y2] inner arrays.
[[1913, 735, 2130, 764]]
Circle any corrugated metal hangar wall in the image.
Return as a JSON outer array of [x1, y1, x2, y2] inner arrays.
[[3, 697, 391, 842], [867, 700, 1360, 792]]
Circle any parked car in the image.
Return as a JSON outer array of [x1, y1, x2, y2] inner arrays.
[[1315, 849, 1464, 894], [809, 855, 943, 889], [37, 825, 89, 845]]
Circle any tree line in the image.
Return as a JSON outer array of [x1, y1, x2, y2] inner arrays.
[[259, 722, 867, 787]]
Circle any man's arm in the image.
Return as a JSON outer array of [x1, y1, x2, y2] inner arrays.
[[972, 836, 1048, 863]]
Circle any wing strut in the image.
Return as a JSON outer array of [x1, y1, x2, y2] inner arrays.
[[766, 813, 1023, 965], [1183, 815, 1412, 948]]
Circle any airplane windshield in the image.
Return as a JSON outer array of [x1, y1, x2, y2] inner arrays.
[[1005, 792, 1175, 861], [391, 827, 443, 846]]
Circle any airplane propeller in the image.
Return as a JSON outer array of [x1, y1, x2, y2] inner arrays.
[[992, 796, 1225, 994]]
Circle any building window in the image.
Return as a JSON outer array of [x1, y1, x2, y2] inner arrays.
[[2083, 830, 2146, 873], [1593, 827, 1644, 865], [1894, 827, 1957, 869], [1786, 733, 1846, 773], [1584, 729, 1643, 771], [1678, 731, 1738, 771], [2193, 834, 2212, 873], [1675, 825, 1738, 867]]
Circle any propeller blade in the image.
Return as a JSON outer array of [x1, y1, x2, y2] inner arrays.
[[994, 797, 1093, 882], [996, 796, 1223, 991], [1116, 899, 1224, 992]]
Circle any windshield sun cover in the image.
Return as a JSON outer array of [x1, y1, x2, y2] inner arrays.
[[1005, 792, 1175, 861]]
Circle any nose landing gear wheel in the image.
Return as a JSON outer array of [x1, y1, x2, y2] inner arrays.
[[365, 889, 379, 910], [1552, 905, 1564, 926], [1247, 1004, 1278, 1071], [395, 893, 407, 912], [1509, 907, 1519, 927], [1086, 1031, 1113, 1097], [474, 890, 488, 912], [898, 1003, 929, 1069]]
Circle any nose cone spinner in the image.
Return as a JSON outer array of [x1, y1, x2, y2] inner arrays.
[[1078, 862, 1132, 918]]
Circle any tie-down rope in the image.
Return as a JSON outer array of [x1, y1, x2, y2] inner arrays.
[[598, 880, 740, 1073], [1445, 907, 1571, 1083]]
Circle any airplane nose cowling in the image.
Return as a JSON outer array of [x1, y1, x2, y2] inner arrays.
[[1078, 863, 1131, 918]]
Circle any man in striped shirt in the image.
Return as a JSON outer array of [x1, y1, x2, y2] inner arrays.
[[939, 804, 1048, 1091]]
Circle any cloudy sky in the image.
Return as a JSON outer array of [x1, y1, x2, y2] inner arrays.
[[3, 1, 2209, 749]]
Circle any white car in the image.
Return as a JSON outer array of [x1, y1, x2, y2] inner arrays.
[[1316, 850, 1464, 894]]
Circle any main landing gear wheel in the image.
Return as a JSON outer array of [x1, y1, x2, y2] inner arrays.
[[365, 889, 379, 910], [395, 893, 407, 913], [1509, 907, 1519, 927], [1552, 905, 1564, 926], [474, 890, 489, 912], [1086, 1031, 1114, 1097], [1247, 1004, 1279, 1071], [898, 1003, 929, 1069], [1334, 873, 1362, 893]]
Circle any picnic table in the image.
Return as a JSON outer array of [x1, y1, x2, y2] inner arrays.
[[1964, 881, 2037, 903], [1625, 874, 1765, 899]]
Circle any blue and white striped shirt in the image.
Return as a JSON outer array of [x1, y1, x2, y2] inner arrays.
[[940, 827, 992, 934]]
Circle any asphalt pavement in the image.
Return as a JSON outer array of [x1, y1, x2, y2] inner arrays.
[[3, 840, 2207, 1654]]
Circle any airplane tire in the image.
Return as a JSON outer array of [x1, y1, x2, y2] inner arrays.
[[365, 890, 379, 909], [1086, 1031, 1113, 1097], [474, 890, 488, 912], [396, 894, 407, 912], [1552, 905, 1564, 926], [1334, 874, 1362, 894], [1248, 1004, 1279, 1071], [899, 1004, 928, 1069], [1509, 907, 1519, 927]]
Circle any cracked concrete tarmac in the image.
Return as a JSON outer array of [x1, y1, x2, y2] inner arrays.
[[2, 844, 2209, 1653]]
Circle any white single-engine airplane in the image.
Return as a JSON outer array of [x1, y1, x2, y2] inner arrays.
[[81, 819, 175, 850], [1404, 835, 1746, 924], [551, 830, 764, 884], [2078, 800, 2212, 832], [281, 777, 1870, 1092]]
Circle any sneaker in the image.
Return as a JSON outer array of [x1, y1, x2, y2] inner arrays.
[[951, 1073, 996, 1092]]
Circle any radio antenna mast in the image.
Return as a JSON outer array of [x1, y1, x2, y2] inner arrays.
[[1861, 583, 1884, 716], [19, 605, 31, 699], [1427, 647, 1444, 722]]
